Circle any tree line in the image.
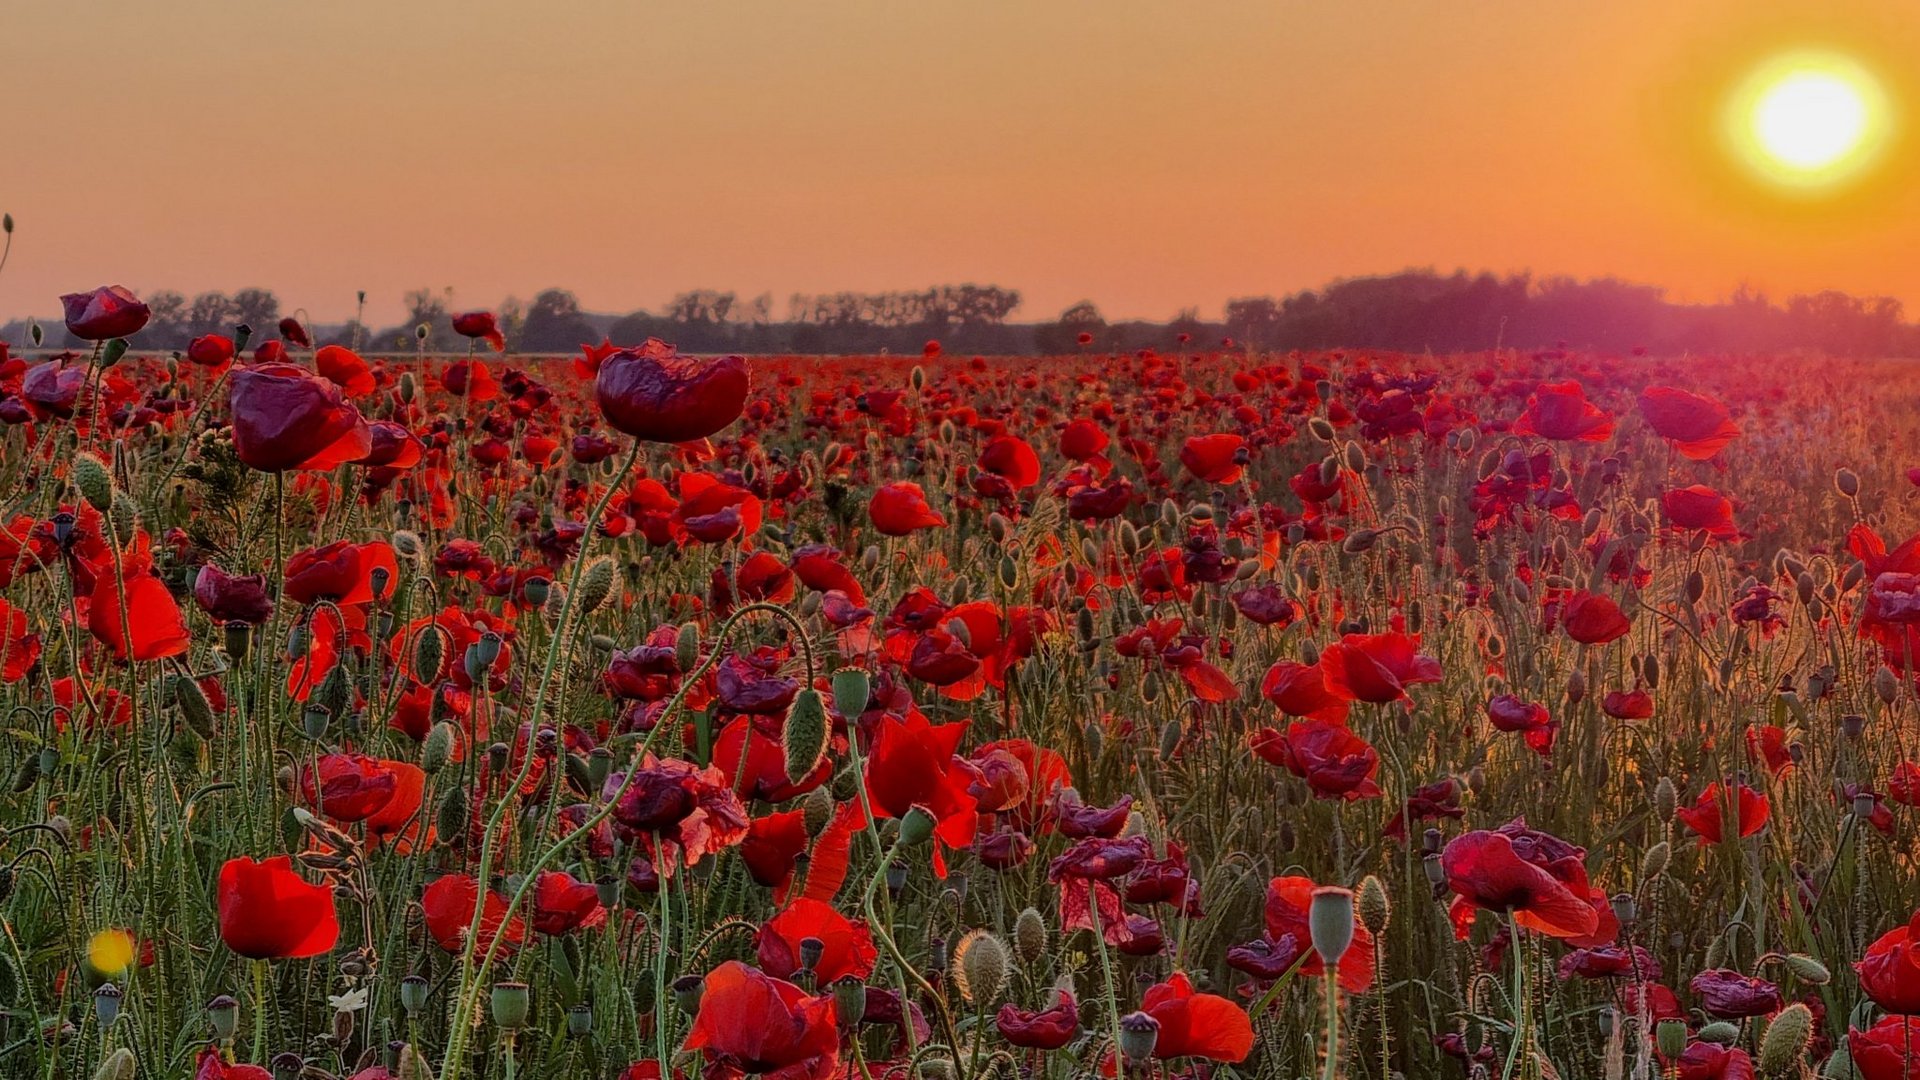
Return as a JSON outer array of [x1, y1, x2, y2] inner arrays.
[[5, 270, 1915, 357]]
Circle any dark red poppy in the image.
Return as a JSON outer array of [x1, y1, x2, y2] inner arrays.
[[61, 285, 151, 340], [451, 310, 507, 352], [1250, 721, 1381, 800], [193, 563, 275, 625], [1485, 694, 1557, 758], [596, 338, 748, 443], [228, 363, 373, 472], [1638, 387, 1739, 461], [187, 334, 236, 367], [298, 753, 399, 822], [217, 856, 339, 959], [1850, 1016, 1920, 1080], [1688, 969, 1782, 1019], [868, 482, 946, 535], [682, 961, 839, 1080], [1441, 819, 1600, 939], [996, 988, 1080, 1050]]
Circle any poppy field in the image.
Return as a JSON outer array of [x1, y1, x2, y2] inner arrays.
[[9, 286, 1920, 1080]]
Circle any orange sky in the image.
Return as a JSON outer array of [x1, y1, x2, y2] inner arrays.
[[5, 0, 1918, 328]]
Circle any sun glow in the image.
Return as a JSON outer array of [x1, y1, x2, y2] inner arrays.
[[1726, 51, 1892, 192]]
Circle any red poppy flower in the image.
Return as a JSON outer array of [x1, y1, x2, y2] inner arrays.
[[1558, 590, 1631, 645], [1250, 721, 1381, 800], [996, 988, 1080, 1050], [1513, 380, 1614, 442], [1139, 973, 1254, 1062], [977, 435, 1041, 491], [596, 338, 748, 443], [1441, 819, 1600, 939], [868, 482, 947, 536], [756, 898, 876, 983], [0, 599, 39, 683], [195, 1046, 274, 1080], [1858, 910, 1920, 1018], [363, 761, 428, 847], [531, 871, 605, 935], [298, 753, 400, 822], [1259, 660, 1351, 723], [314, 345, 376, 397], [451, 310, 507, 352], [1485, 694, 1557, 758], [217, 856, 339, 959], [187, 334, 236, 367], [1638, 387, 1739, 461], [606, 756, 751, 867], [88, 565, 192, 661], [682, 961, 839, 1080], [1850, 1016, 1920, 1080], [229, 363, 373, 472], [421, 874, 526, 955], [1663, 484, 1738, 541], [1602, 687, 1655, 719], [862, 713, 977, 874], [1672, 1042, 1755, 1080], [1674, 781, 1769, 844], [284, 540, 399, 605], [1179, 433, 1247, 484], [61, 285, 151, 340], [1318, 632, 1442, 704]]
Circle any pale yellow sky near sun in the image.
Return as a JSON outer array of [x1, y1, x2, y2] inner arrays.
[[4, 0, 1917, 327]]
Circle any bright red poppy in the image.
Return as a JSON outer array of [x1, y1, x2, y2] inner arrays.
[[217, 856, 339, 960]]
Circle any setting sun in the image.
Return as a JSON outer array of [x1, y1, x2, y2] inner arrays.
[[1727, 50, 1892, 191]]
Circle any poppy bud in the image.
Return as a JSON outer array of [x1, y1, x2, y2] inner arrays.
[[1759, 1003, 1811, 1074], [1014, 907, 1048, 967], [673, 974, 704, 1016], [567, 1001, 593, 1037], [2, 214, 10, 234], [584, 745, 612, 790], [1319, 456, 1340, 487], [176, 677, 216, 739], [1465, 765, 1485, 796], [1085, 720, 1104, 760], [94, 982, 123, 1028], [1843, 712, 1868, 739], [577, 555, 616, 614], [400, 974, 430, 1015], [1309, 416, 1336, 442], [436, 786, 468, 841], [93, 1048, 136, 1080], [102, 338, 129, 369], [1685, 571, 1705, 605], [1279, 821, 1296, 851], [1836, 468, 1860, 497], [412, 628, 444, 685], [1641, 653, 1659, 690], [885, 861, 909, 896], [1422, 852, 1445, 886], [1342, 442, 1365, 473], [1653, 778, 1677, 822], [1784, 953, 1830, 985], [421, 722, 455, 775], [1341, 529, 1379, 554], [800, 787, 835, 838], [491, 981, 531, 1030], [899, 804, 937, 846], [1659, 1022, 1718, 1050], [1643, 837, 1674, 880], [27, 322, 40, 347], [72, 452, 113, 512], [1875, 664, 1900, 704], [1118, 1011, 1161, 1061], [1357, 875, 1390, 934]]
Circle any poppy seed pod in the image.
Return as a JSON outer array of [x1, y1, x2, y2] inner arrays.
[[1309, 887, 1355, 966], [1656, 1019, 1688, 1061], [567, 1002, 593, 1037], [491, 982, 531, 1030], [899, 804, 937, 846], [831, 975, 867, 1028], [830, 667, 871, 720], [1843, 712, 1868, 739], [223, 620, 252, 661], [1836, 468, 1860, 497], [94, 982, 123, 1028], [206, 994, 240, 1039], [672, 974, 704, 1016], [1610, 892, 1638, 926], [399, 974, 430, 1015], [1118, 1011, 1161, 1061]]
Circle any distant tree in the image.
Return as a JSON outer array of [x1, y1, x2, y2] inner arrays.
[[186, 291, 239, 339], [230, 288, 281, 338], [1035, 300, 1106, 354], [519, 288, 597, 353], [135, 290, 190, 349], [1224, 297, 1283, 348]]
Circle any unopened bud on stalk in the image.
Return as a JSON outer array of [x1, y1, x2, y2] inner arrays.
[[1786, 953, 1831, 984], [1836, 468, 1860, 497], [577, 555, 616, 614], [1760, 1003, 1812, 1075], [783, 689, 829, 784], [954, 929, 1010, 1005], [72, 452, 114, 512], [1357, 875, 1390, 935], [92, 1048, 136, 1080], [1015, 907, 1048, 967], [1653, 778, 1678, 822], [1697, 1021, 1740, 1045]]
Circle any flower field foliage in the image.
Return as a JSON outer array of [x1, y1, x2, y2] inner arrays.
[[6, 285, 1920, 1080]]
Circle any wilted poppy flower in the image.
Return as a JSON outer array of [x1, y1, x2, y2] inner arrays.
[[229, 363, 373, 472], [61, 286, 151, 340], [1250, 721, 1381, 800], [869, 482, 946, 536], [1687, 968, 1782, 1019], [1318, 632, 1442, 704], [682, 961, 839, 1080], [193, 563, 275, 625], [596, 338, 749, 443], [1674, 781, 1769, 844], [1441, 819, 1600, 939], [217, 856, 339, 959], [451, 310, 507, 352], [996, 988, 1080, 1050], [1138, 973, 1254, 1062], [1638, 387, 1739, 460]]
